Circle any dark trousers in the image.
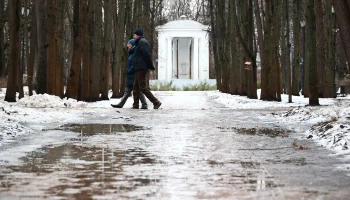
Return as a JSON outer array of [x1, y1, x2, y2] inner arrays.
[[133, 69, 159, 108]]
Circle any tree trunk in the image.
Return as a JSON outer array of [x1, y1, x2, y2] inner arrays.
[[247, 0, 257, 99], [65, 0, 89, 100], [209, 0, 221, 92], [254, 0, 264, 72], [132, 0, 141, 29], [80, 0, 93, 102], [24, 0, 29, 89], [100, 0, 112, 100], [56, 0, 65, 98], [228, 0, 237, 94], [323, 1, 335, 98], [28, 0, 37, 96], [307, 0, 319, 105], [36, 0, 48, 94], [292, 0, 301, 96], [285, 0, 292, 102], [0, 0, 4, 77], [261, 0, 282, 101], [315, 0, 326, 97], [332, 0, 350, 67], [47, 0, 57, 95], [5, 0, 21, 102], [90, 0, 102, 101], [111, 0, 127, 98], [142, 0, 150, 38], [125, 0, 133, 38]]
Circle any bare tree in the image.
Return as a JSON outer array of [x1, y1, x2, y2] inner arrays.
[[111, 0, 127, 98], [0, 0, 4, 77], [306, 0, 319, 105], [100, 0, 113, 100], [66, 0, 89, 100], [28, 0, 37, 96], [5, 0, 21, 102], [47, 0, 58, 95]]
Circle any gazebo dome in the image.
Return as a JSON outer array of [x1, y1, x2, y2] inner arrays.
[[158, 19, 209, 30]]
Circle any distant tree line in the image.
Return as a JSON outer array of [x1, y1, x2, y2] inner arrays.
[[209, 0, 350, 105], [1, 0, 168, 102]]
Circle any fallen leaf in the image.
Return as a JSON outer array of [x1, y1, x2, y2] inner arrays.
[[298, 146, 309, 150], [292, 141, 298, 147]]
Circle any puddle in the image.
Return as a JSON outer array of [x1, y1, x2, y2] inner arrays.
[[0, 144, 158, 199], [219, 127, 288, 138], [55, 124, 148, 136]]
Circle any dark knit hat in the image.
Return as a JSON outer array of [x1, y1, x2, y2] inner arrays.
[[133, 28, 143, 36], [128, 39, 135, 46]]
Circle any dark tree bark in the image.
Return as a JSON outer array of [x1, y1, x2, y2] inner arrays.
[[315, 0, 326, 98], [306, 0, 319, 105], [24, 0, 30, 96], [66, 0, 89, 100], [5, 0, 21, 102], [56, 0, 66, 98], [80, 1, 93, 102], [90, 0, 102, 102], [292, 0, 301, 96], [0, 0, 4, 77], [323, 1, 335, 98], [142, 0, 150, 38], [254, 0, 264, 73], [28, 0, 37, 96], [100, 0, 112, 100], [36, 0, 47, 94], [332, 0, 350, 67], [47, 0, 58, 95], [111, 0, 127, 98], [285, 0, 292, 102], [209, 0, 221, 91], [260, 0, 282, 101]]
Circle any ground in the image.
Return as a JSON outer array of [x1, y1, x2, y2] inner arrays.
[[0, 89, 349, 199]]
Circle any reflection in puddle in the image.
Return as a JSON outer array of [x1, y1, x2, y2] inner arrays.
[[0, 143, 282, 199], [59, 124, 148, 136], [1, 144, 157, 199]]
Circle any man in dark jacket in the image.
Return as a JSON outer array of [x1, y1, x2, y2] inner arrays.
[[132, 28, 162, 109]]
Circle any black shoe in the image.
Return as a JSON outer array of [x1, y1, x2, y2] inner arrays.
[[153, 102, 162, 109], [131, 106, 139, 109], [141, 104, 148, 109], [111, 104, 122, 108]]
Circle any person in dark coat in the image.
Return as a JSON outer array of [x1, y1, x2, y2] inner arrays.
[[111, 39, 148, 109], [132, 28, 162, 109]]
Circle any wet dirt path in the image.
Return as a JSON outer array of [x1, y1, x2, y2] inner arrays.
[[0, 92, 349, 199]]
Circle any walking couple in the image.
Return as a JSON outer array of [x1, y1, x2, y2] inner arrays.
[[111, 28, 162, 109]]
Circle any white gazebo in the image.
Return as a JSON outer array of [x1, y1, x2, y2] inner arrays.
[[156, 17, 209, 81]]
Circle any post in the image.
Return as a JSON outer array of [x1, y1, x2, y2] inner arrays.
[[332, 7, 337, 98]]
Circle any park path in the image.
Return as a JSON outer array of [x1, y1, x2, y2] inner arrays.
[[0, 91, 349, 199]]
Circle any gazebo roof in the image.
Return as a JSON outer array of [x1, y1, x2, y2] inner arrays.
[[157, 19, 209, 31]]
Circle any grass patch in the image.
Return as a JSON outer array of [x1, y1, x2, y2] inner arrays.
[[150, 80, 217, 91]]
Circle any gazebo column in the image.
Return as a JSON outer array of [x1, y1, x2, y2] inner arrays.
[[167, 37, 173, 80], [157, 35, 167, 80], [192, 37, 199, 79], [173, 38, 177, 79]]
